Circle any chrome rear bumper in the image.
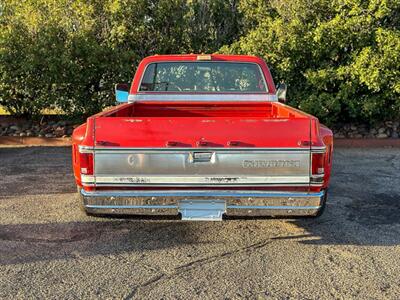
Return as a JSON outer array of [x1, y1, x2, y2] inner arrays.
[[81, 189, 325, 220]]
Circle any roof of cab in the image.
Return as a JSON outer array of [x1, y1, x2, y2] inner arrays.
[[140, 54, 265, 64]]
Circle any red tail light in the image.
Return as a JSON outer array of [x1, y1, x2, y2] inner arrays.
[[79, 152, 93, 175], [311, 153, 325, 175]]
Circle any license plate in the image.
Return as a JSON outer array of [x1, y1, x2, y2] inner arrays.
[[178, 199, 226, 221]]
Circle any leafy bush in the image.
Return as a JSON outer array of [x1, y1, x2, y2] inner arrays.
[[0, 0, 241, 117], [221, 0, 400, 125]]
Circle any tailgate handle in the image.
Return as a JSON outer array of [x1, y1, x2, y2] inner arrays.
[[189, 152, 215, 163]]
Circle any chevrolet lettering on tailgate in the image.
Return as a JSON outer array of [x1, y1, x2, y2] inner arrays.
[[242, 159, 301, 169]]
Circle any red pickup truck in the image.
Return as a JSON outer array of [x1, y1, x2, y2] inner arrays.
[[72, 54, 333, 221]]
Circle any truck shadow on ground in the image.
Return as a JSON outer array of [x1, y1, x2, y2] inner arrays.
[[0, 218, 199, 266], [277, 188, 400, 246]]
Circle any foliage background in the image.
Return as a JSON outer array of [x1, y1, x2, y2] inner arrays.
[[0, 0, 399, 125]]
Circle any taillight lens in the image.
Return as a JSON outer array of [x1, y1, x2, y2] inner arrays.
[[311, 153, 325, 175], [79, 153, 93, 175]]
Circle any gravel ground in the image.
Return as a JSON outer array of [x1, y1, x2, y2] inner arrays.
[[0, 146, 399, 299]]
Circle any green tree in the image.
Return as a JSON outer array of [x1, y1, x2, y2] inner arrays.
[[0, 0, 241, 117], [221, 0, 400, 125]]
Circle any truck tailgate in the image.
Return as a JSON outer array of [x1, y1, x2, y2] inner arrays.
[[94, 117, 310, 148], [90, 116, 312, 187]]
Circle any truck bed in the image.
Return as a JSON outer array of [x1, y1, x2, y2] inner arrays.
[[94, 101, 311, 148], [105, 101, 306, 118]]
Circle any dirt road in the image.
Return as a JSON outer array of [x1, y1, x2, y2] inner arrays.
[[0, 146, 399, 299]]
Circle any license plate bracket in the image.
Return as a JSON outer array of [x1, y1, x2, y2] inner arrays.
[[179, 199, 226, 221]]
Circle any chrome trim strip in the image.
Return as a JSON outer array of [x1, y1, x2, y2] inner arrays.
[[311, 174, 325, 178], [86, 204, 177, 209], [311, 146, 326, 151], [311, 149, 326, 153], [85, 147, 325, 152], [227, 205, 320, 210], [78, 145, 94, 153], [92, 183, 311, 187], [81, 175, 95, 183], [81, 190, 324, 198], [91, 175, 310, 185], [85, 204, 320, 210], [128, 94, 278, 102]]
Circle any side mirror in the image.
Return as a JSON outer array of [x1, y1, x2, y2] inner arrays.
[[276, 82, 287, 103], [115, 83, 129, 103]]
